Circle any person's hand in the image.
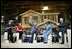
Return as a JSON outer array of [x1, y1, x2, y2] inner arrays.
[[22, 26, 24, 28], [57, 23, 60, 26]]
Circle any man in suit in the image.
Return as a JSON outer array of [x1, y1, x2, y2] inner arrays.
[[58, 18, 67, 44], [6, 20, 14, 43]]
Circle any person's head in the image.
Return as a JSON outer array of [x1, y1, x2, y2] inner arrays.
[[32, 21, 35, 25], [26, 28, 30, 33], [60, 18, 64, 22], [34, 22, 37, 26], [8, 21, 11, 25], [8, 20, 14, 24], [29, 20, 33, 26], [47, 21, 51, 25], [18, 23, 21, 25]]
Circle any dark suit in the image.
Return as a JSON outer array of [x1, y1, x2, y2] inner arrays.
[[58, 21, 67, 44], [6, 23, 14, 43]]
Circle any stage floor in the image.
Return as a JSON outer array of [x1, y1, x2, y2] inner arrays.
[[1, 42, 69, 48], [1, 29, 71, 48]]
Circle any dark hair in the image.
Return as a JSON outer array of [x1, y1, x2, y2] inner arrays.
[[48, 21, 51, 24], [29, 23, 32, 26], [47, 21, 51, 25]]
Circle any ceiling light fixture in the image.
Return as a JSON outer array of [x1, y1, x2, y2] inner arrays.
[[42, 6, 49, 10]]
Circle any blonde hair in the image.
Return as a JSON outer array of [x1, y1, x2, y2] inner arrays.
[[19, 23, 21, 25]]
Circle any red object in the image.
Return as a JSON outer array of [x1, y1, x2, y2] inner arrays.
[[16, 25, 23, 31]]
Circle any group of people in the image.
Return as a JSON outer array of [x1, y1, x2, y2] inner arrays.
[[5, 18, 67, 44], [5, 20, 23, 43]]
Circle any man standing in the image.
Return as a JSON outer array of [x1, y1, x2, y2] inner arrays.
[[58, 18, 67, 44], [6, 20, 14, 43]]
